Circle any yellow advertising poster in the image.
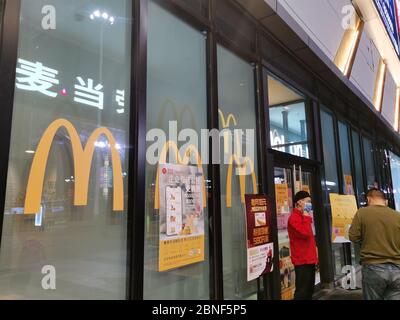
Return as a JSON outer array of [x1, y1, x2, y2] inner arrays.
[[329, 193, 358, 243], [275, 184, 289, 215], [344, 175, 355, 195], [158, 164, 205, 272]]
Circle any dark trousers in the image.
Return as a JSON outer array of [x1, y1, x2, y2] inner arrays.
[[294, 264, 316, 300]]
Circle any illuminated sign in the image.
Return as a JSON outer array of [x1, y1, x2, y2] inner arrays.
[[15, 58, 125, 112], [270, 130, 309, 158], [374, 0, 400, 56], [24, 119, 124, 214]]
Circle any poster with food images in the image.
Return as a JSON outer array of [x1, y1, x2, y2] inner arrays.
[[158, 164, 205, 272], [330, 193, 358, 243], [245, 194, 274, 282]]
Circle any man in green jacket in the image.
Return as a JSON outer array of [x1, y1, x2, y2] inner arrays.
[[349, 188, 400, 300]]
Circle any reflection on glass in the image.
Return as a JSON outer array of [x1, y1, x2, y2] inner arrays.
[[320, 110, 339, 195], [390, 152, 400, 211], [143, 1, 209, 300], [268, 75, 309, 159], [352, 131, 366, 206], [338, 122, 354, 195], [275, 167, 319, 298], [274, 167, 295, 300], [363, 138, 377, 190], [218, 45, 259, 300], [0, 0, 132, 299], [320, 110, 349, 280]]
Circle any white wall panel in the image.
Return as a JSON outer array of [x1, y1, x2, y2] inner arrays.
[[278, 0, 352, 60], [382, 71, 397, 126], [350, 31, 381, 104]]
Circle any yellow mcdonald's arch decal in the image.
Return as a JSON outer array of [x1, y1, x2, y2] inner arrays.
[[158, 98, 198, 131], [219, 109, 241, 154], [154, 140, 207, 210], [218, 109, 237, 128], [226, 155, 258, 208], [219, 109, 258, 208], [24, 119, 124, 214]]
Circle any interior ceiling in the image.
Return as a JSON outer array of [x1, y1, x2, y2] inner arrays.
[[268, 75, 303, 106], [21, 0, 128, 60]]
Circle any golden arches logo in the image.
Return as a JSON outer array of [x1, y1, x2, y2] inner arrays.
[[226, 155, 258, 208], [158, 98, 198, 131], [218, 109, 237, 128], [219, 109, 258, 208], [24, 119, 124, 214], [154, 141, 207, 210]]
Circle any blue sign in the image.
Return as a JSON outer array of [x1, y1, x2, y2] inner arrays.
[[374, 0, 400, 56]]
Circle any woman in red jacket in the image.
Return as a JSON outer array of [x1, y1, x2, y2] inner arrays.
[[288, 191, 318, 300]]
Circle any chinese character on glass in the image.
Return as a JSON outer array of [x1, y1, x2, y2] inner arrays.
[[16, 58, 59, 97], [116, 89, 125, 114], [74, 77, 104, 110]]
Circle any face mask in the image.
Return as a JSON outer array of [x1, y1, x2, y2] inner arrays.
[[304, 202, 313, 213]]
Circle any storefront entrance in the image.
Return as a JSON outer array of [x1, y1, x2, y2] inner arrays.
[[273, 159, 322, 300]]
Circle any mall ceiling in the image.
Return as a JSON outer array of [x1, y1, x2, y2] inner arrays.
[[236, 0, 400, 149]]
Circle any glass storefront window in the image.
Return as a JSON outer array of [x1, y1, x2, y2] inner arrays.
[[268, 75, 310, 159], [390, 152, 400, 210], [274, 167, 295, 300], [320, 110, 346, 279], [143, 1, 209, 300], [217, 45, 259, 300], [274, 166, 319, 299], [338, 122, 354, 195], [338, 123, 361, 267], [0, 0, 132, 299], [352, 131, 366, 206], [362, 137, 377, 189], [320, 110, 339, 195]]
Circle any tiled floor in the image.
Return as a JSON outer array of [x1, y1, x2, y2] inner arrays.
[[316, 288, 363, 300]]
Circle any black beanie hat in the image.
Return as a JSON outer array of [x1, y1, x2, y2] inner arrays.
[[294, 191, 311, 204]]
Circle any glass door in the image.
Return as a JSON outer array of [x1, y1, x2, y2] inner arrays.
[[274, 164, 319, 300]]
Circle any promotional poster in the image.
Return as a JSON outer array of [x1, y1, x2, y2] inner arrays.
[[158, 164, 205, 272], [245, 194, 274, 282], [330, 194, 358, 243]]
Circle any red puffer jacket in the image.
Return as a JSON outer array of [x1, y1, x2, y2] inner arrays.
[[287, 208, 318, 266]]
